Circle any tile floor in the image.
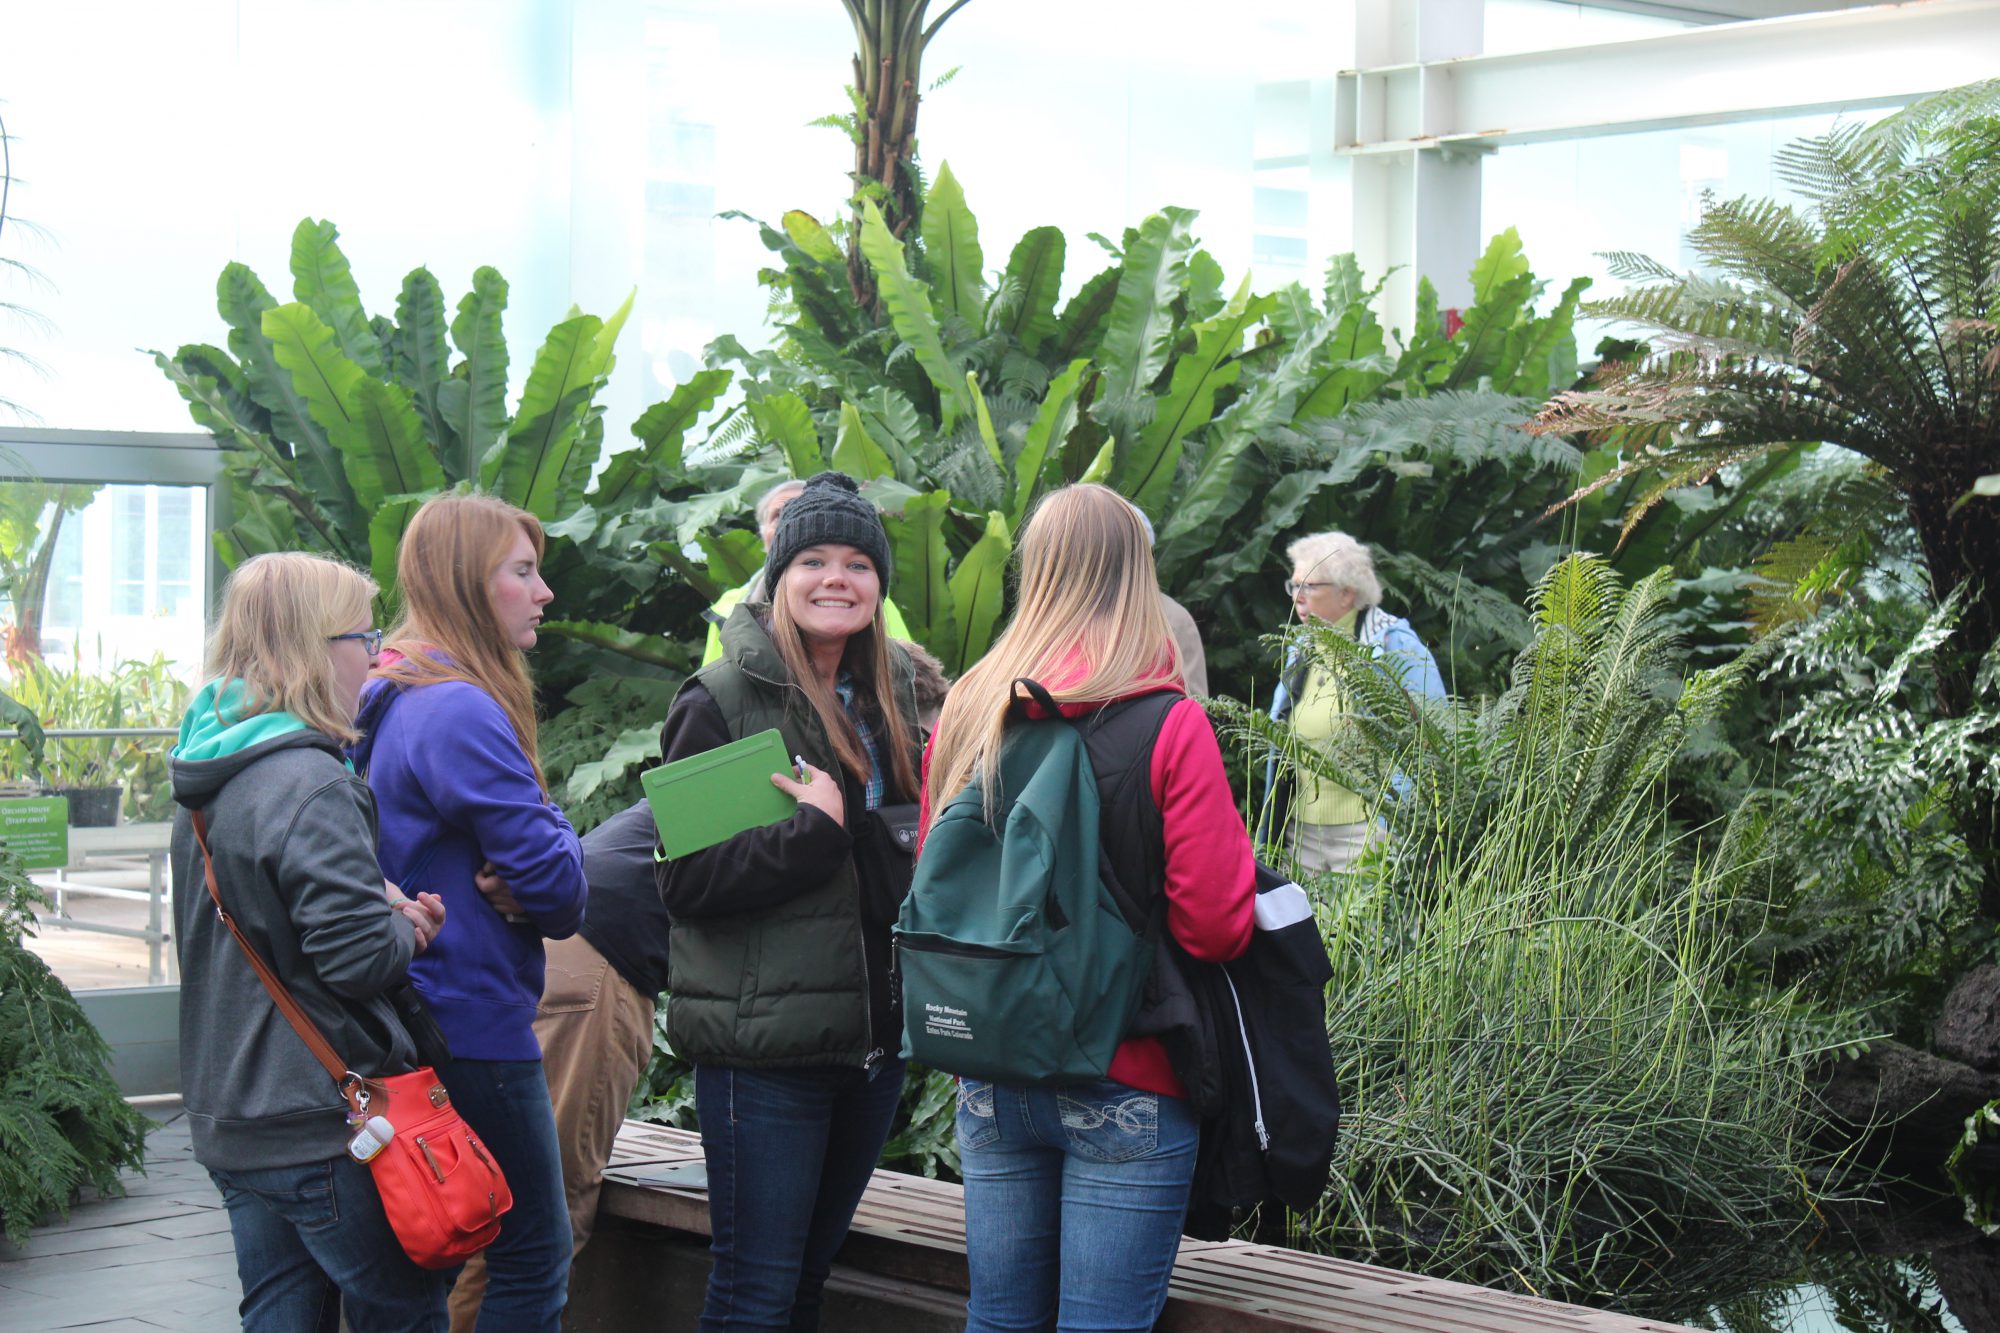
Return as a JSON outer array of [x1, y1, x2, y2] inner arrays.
[[0, 1103, 241, 1331]]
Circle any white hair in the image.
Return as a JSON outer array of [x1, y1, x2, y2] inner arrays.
[[755, 479, 807, 532], [1285, 531, 1382, 608]]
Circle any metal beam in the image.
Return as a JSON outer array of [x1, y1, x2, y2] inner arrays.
[[1336, 0, 2000, 153]]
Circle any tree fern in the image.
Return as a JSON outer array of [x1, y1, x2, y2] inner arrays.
[[0, 848, 149, 1245]]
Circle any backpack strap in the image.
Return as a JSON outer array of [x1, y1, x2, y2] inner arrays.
[[1081, 690, 1182, 936], [1000, 679, 1182, 935]]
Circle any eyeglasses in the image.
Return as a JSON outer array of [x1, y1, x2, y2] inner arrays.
[[328, 628, 385, 654], [1284, 580, 1334, 597]]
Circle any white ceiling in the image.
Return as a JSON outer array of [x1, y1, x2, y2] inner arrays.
[[1580, 0, 1890, 20]]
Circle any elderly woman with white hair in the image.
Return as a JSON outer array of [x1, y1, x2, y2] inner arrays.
[[1261, 531, 1444, 874]]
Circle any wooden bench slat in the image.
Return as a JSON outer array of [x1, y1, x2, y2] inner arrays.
[[599, 1120, 1704, 1333]]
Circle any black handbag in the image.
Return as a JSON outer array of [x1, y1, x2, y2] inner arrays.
[[853, 801, 920, 924]]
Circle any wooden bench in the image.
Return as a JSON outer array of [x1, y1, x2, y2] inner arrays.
[[565, 1121, 1701, 1333]]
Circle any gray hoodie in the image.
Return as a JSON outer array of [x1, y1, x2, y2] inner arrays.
[[171, 722, 419, 1170]]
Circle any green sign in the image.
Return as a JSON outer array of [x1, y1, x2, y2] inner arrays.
[[0, 797, 69, 869]]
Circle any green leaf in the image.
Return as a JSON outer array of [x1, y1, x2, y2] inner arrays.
[[260, 303, 382, 546], [832, 401, 897, 481], [218, 264, 351, 524], [152, 348, 291, 479], [698, 528, 766, 588], [947, 511, 1011, 674], [1503, 275, 1590, 399], [1080, 438, 1114, 484], [367, 498, 424, 605], [749, 391, 823, 477], [591, 288, 635, 378], [782, 209, 844, 267], [997, 226, 1064, 355], [1185, 251, 1226, 321], [349, 379, 446, 511], [1295, 303, 1391, 420], [1441, 229, 1535, 390], [1324, 253, 1366, 309], [1052, 266, 1120, 363], [1011, 359, 1090, 528], [1091, 207, 1197, 435], [859, 200, 973, 429], [563, 724, 664, 805], [969, 373, 1004, 471], [1157, 308, 1341, 581], [921, 161, 985, 327], [540, 619, 695, 671], [882, 489, 957, 663], [1118, 279, 1272, 516], [438, 266, 511, 484], [2, 690, 45, 775], [289, 218, 384, 378], [497, 311, 619, 519], [592, 369, 732, 512], [393, 267, 454, 455]]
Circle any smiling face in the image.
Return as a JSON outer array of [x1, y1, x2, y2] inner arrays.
[[329, 616, 379, 716], [779, 543, 881, 646], [488, 526, 554, 650]]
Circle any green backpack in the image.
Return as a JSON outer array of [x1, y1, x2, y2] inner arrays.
[[895, 679, 1177, 1085]]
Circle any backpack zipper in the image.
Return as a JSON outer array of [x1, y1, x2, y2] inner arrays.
[[905, 938, 1016, 959], [1222, 971, 1268, 1152]]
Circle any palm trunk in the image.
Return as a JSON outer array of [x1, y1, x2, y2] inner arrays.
[[839, 0, 972, 313], [3, 504, 64, 667]]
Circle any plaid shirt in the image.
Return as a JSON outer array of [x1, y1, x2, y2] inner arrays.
[[833, 671, 884, 811]]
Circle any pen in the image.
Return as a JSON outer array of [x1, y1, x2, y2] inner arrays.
[[794, 753, 810, 783]]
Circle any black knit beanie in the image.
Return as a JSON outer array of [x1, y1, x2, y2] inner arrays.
[[764, 472, 893, 592]]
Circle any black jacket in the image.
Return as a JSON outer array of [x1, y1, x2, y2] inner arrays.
[[1150, 864, 1342, 1238], [654, 604, 920, 1068]]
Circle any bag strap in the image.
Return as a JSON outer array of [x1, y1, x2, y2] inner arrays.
[[189, 810, 365, 1110], [1010, 678, 1064, 721]]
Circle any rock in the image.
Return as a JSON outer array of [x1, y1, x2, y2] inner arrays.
[[1816, 1040, 2000, 1169], [1934, 1236, 2000, 1333], [1938, 964, 2000, 1073]]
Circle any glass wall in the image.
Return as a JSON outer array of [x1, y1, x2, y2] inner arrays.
[[1, 0, 1341, 446]]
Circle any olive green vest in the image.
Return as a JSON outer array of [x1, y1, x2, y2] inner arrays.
[[664, 601, 919, 1069]]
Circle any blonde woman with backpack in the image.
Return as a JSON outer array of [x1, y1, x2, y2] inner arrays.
[[917, 484, 1256, 1332]]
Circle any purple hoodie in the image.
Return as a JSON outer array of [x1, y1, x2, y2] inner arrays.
[[352, 678, 585, 1061]]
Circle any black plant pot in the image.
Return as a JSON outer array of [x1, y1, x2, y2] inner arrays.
[[54, 786, 123, 828]]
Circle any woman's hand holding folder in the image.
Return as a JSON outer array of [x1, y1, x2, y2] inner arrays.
[[773, 761, 844, 828]]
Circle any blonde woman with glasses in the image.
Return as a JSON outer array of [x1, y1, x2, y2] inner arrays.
[[1261, 531, 1444, 874], [169, 552, 449, 1332], [918, 484, 1255, 1332]]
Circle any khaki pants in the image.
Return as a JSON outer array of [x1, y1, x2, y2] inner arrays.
[[1292, 819, 1377, 876], [448, 933, 657, 1332]]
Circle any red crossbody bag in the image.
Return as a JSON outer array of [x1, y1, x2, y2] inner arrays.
[[191, 810, 513, 1269]]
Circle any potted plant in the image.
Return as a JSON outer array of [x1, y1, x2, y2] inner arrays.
[[0, 651, 187, 828]]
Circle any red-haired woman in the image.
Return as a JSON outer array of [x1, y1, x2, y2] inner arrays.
[[353, 494, 586, 1332]]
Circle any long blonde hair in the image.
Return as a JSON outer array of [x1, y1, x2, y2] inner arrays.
[[766, 574, 921, 801], [923, 484, 1179, 824], [203, 553, 378, 744], [376, 493, 551, 795]]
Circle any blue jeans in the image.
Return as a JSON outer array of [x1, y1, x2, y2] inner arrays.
[[436, 1058, 572, 1332], [694, 1058, 907, 1331], [209, 1154, 449, 1333], [956, 1077, 1199, 1333]]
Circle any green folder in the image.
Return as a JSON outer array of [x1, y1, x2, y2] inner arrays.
[[643, 727, 799, 860]]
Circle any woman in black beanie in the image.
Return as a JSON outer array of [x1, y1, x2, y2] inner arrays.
[[653, 472, 925, 1331]]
